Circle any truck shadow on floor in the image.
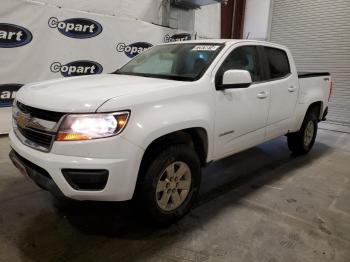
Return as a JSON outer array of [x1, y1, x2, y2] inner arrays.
[[16, 138, 333, 261]]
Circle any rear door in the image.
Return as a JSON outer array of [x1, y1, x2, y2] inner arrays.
[[213, 45, 270, 159], [263, 46, 299, 139]]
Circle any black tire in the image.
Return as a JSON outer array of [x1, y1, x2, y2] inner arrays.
[[287, 111, 318, 155], [136, 144, 201, 226]]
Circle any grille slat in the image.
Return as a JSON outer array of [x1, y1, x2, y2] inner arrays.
[[19, 128, 52, 142], [18, 127, 54, 149], [17, 102, 66, 122], [14, 102, 63, 152], [19, 130, 52, 144]]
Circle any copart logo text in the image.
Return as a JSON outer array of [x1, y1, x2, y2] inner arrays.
[[117, 42, 153, 58], [164, 33, 191, 43], [0, 84, 23, 107], [48, 17, 103, 39], [0, 23, 32, 48], [50, 61, 103, 77]]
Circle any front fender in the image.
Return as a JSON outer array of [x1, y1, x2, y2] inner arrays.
[[96, 77, 215, 162], [122, 98, 214, 160]]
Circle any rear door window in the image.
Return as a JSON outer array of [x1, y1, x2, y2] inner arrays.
[[265, 47, 291, 80]]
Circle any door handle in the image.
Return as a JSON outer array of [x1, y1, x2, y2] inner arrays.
[[288, 86, 297, 92], [257, 91, 269, 99]]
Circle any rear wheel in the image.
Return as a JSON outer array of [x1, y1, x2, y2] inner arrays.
[[287, 111, 318, 155], [136, 144, 201, 225]]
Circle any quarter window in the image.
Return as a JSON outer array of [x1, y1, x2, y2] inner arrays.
[[265, 47, 291, 79], [216, 46, 262, 85]]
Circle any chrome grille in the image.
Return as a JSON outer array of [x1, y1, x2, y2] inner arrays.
[[13, 102, 66, 152], [17, 102, 65, 122], [17, 126, 54, 149]]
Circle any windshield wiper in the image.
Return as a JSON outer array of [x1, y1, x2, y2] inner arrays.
[[157, 75, 194, 81]]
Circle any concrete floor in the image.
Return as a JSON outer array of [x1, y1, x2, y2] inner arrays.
[[0, 128, 349, 262]]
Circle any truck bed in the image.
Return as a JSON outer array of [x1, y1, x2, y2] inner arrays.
[[297, 71, 331, 120]]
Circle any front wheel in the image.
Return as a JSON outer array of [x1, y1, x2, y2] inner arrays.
[[136, 145, 201, 225], [287, 111, 318, 155]]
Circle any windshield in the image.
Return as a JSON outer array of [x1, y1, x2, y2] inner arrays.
[[115, 43, 224, 81]]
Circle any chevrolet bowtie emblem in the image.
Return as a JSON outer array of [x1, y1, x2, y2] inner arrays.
[[17, 113, 30, 129]]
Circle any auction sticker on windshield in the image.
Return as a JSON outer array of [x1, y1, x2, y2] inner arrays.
[[192, 45, 220, 51]]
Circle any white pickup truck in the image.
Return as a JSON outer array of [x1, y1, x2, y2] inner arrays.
[[9, 40, 332, 224]]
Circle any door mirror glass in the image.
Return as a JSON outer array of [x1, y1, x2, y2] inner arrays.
[[220, 70, 252, 89]]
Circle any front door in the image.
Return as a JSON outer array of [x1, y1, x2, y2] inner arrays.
[[213, 45, 270, 159]]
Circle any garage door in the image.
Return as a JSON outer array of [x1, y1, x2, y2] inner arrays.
[[269, 0, 350, 125]]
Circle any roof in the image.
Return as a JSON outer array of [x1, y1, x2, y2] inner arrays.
[[160, 39, 287, 50], [161, 39, 235, 45], [162, 39, 276, 45]]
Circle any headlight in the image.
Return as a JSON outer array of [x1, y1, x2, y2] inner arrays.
[[57, 111, 130, 141]]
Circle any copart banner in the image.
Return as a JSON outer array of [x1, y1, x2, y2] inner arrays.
[[0, 0, 194, 133]]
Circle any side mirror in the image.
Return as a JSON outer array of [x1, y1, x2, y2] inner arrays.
[[219, 70, 252, 90]]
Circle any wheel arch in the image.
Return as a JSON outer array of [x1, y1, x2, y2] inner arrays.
[[140, 127, 209, 168], [292, 100, 324, 132], [133, 127, 209, 199], [306, 101, 324, 121]]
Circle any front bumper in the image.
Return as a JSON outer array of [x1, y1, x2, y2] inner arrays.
[[9, 130, 144, 201], [9, 149, 65, 199]]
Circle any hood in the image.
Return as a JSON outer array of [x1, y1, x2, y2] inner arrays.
[[16, 74, 187, 112]]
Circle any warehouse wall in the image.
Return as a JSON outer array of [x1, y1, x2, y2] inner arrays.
[[32, 0, 221, 38], [269, 0, 350, 124], [28, 0, 161, 24], [194, 4, 221, 39], [243, 0, 271, 40]]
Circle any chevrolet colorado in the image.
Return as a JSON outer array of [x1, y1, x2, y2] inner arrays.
[[9, 40, 332, 224]]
